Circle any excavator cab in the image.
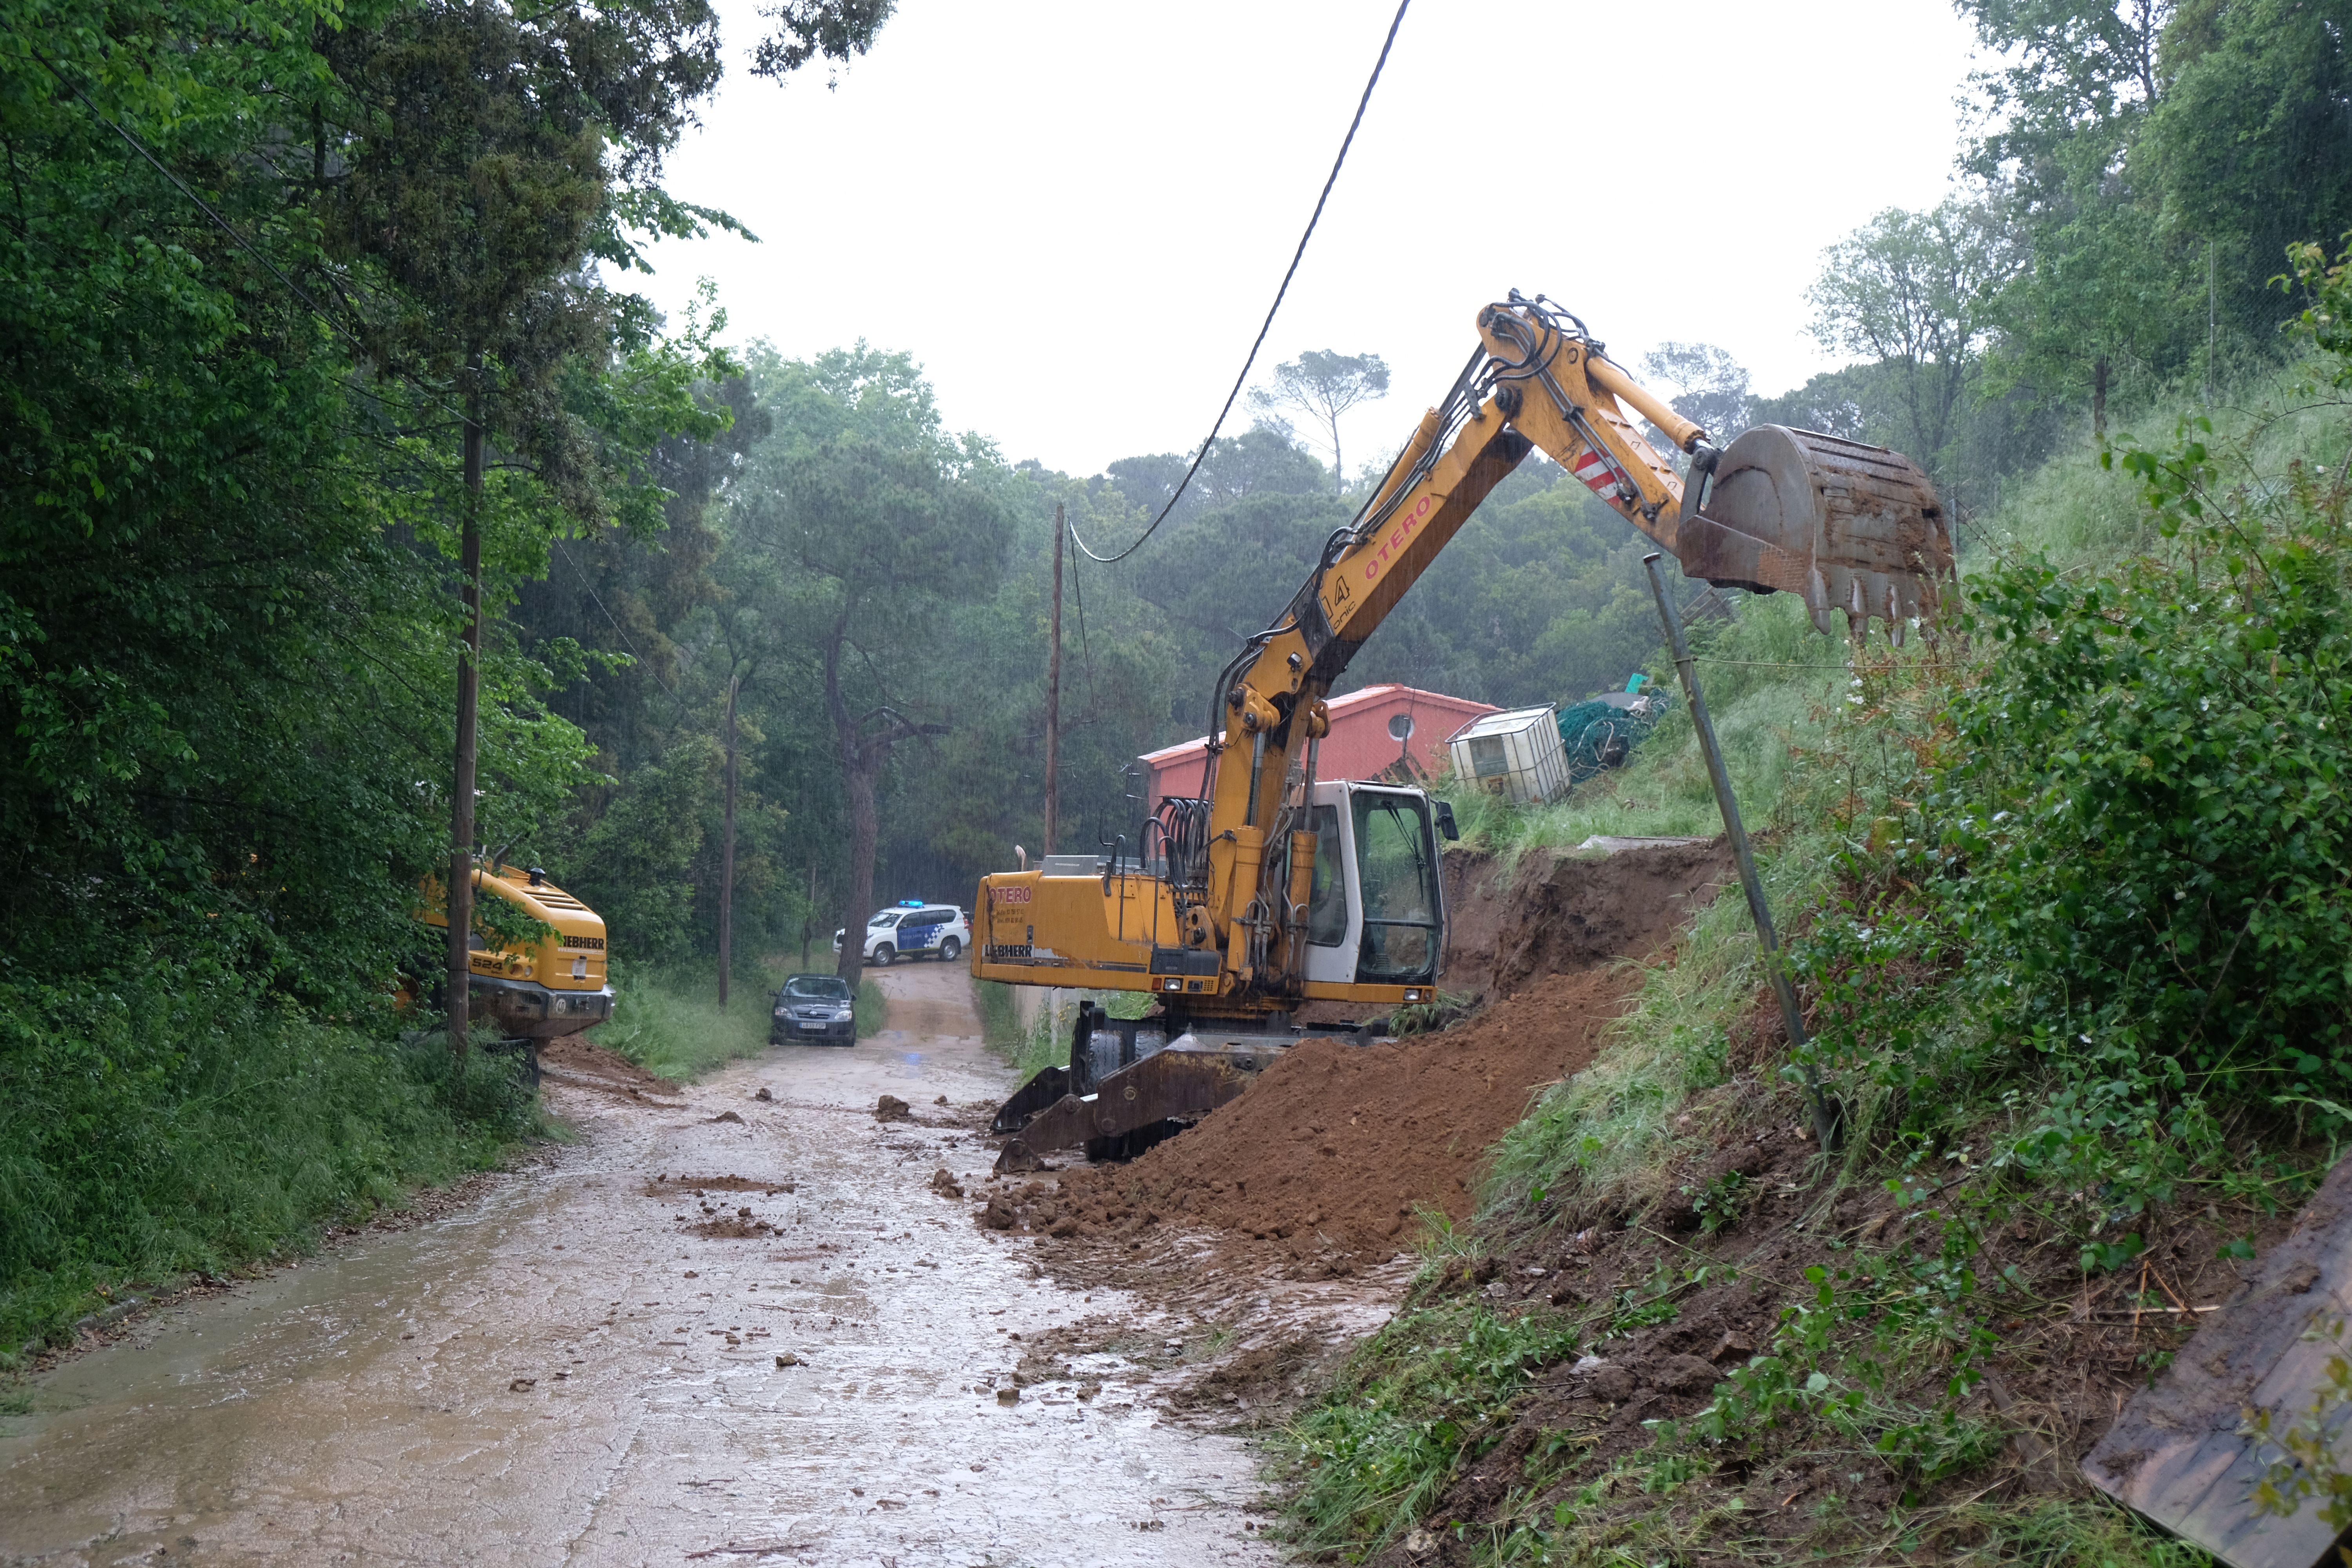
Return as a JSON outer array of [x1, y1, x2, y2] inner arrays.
[[977, 778, 1451, 1168], [1300, 783, 1446, 990]]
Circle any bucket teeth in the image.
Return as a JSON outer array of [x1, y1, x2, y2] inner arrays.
[[1680, 425, 1953, 645]]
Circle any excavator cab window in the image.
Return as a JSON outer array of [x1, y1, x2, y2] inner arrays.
[[1352, 792, 1441, 984], [1306, 806, 1346, 947]]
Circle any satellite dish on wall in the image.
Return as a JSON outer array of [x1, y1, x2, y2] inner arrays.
[[1388, 712, 1416, 741]]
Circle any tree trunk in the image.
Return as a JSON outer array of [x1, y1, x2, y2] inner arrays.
[[801, 862, 815, 969], [446, 362, 485, 1060], [823, 617, 876, 993], [1329, 417, 1344, 496], [1043, 501, 1063, 857], [837, 744, 880, 991], [2092, 355, 2111, 444], [717, 672, 740, 1007]]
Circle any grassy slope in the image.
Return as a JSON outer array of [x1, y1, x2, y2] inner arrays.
[[1274, 373, 2347, 1567], [598, 959, 884, 1082]]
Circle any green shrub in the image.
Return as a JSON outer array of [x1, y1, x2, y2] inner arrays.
[[1944, 448, 2352, 1101]]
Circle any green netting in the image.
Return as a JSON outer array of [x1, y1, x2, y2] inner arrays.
[[1557, 696, 1664, 787]]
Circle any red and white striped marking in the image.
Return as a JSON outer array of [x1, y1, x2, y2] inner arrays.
[[1572, 449, 1625, 501]]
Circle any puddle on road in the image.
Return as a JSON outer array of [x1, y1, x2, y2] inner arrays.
[[0, 964, 1280, 1567]]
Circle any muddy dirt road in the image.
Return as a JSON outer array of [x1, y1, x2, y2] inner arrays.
[[0, 964, 1281, 1567]]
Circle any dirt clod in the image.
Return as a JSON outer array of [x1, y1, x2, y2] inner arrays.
[[930, 1169, 965, 1199], [754, 1087, 774, 1102], [875, 1095, 912, 1123], [707, 1111, 744, 1124]]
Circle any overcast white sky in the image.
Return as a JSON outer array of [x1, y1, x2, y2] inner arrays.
[[632, 0, 1984, 481]]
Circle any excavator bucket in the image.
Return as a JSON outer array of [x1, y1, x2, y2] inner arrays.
[[1674, 426, 1953, 643]]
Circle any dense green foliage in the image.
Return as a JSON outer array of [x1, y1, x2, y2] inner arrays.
[[0, 0, 887, 1352]]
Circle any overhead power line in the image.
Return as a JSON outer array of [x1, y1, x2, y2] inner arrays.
[[1069, 0, 1412, 564]]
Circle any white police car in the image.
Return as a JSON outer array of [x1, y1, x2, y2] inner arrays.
[[833, 901, 970, 965]]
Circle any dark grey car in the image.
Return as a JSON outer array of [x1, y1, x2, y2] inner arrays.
[[771, 973, 856, 1045]]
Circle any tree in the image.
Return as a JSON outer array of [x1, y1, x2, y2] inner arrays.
[[320, 0, 881, 1046], [1984, 151, 2171, 439], [751, 0, 897, 84], [1100, 426, 1327, 529], [1248, 350, 1390, 495], [1956, 0, 2167, 167], [1808, 201, 2016, 485], [2143, 0, 2352, 327], [1639, 343, 1753, 445], [733, 346, 1015, 989]]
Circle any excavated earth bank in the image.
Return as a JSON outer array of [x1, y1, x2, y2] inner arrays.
[[979, 841, 1734, 1339]]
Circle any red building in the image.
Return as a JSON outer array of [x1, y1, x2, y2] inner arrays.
[[1140, 684, 1497, 801]]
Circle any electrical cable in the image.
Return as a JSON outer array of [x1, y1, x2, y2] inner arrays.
[[549, 535, 679, 697], [1069, 0, 1412, 565]]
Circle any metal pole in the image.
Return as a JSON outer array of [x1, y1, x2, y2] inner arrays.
[[1642, 554, 1840, 1149]]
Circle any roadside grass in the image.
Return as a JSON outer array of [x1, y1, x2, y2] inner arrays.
[[976, 982, 1154, 1081], [855, 978, 886, 1038], [595, 960, 775, 1081], [1274, 1296, 1583, 1557], [975, 979, 1027, 1066], [0, 984, 537, 1364]]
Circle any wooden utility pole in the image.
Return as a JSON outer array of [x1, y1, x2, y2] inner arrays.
[[447, 361, 486, 1060], [1043, 501, 1064, 856], [718, 671, 741, 1008]]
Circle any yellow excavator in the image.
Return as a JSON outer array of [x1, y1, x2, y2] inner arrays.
[[417, 861, 614, 1079], [977, 294, 1951, 1163]]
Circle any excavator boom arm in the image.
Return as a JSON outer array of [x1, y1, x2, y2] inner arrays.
[[1192, 295, 1952, 987]]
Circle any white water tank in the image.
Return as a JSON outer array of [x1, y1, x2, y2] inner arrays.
[[1445, 704, 1571, 804]]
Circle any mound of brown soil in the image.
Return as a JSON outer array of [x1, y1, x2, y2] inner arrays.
[[541, 1034, 682, 1103], [642, 1174, 793, 1196], [1004, 967, 1639, 1261], [1484, 838, 1729, 997], [985, 841, 1733, 1269]]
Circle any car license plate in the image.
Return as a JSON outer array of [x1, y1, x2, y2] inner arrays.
[[798, 1022, 827, 1031]]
